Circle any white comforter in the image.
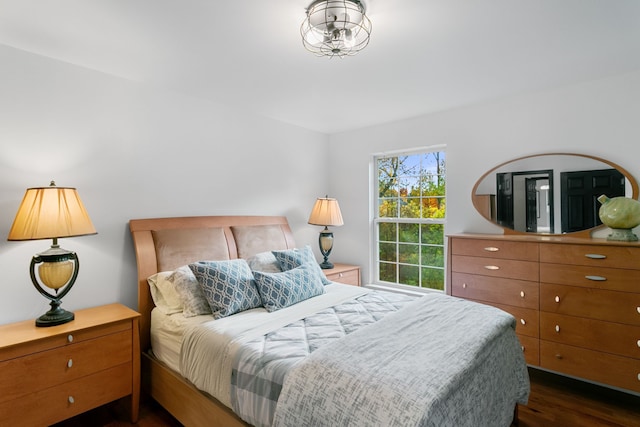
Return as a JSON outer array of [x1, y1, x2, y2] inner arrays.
[[179, 283, 369, 407]]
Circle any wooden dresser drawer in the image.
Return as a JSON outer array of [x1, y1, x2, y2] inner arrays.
[[540, 243, 640, 269], [450, 272, 539, 309], [0, 330, 132, 403], [540, 313, 640, 359], [451, 255, 539, 281], [468, 300, 539, 338], [0, 362, 132, 426], [540, 283, 640, 326], [540, 263, 640, 292], [517, 334, 540, 365], [540, 341, 640, 392], [451, 238, 538, 261]]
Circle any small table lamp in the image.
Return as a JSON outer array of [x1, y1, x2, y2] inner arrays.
[[7, 181, 97, 327], [308, 196, 344, 269]]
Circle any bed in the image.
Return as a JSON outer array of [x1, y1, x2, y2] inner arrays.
[[129, 215, 529, 427]]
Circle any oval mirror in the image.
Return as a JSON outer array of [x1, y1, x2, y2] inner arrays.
[[472, 153, 639, 236]]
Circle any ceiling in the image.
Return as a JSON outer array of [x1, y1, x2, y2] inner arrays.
[[1, 0, 639, 134]]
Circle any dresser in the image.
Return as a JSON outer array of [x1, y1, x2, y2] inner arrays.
[[0, 303, 140, 426], [323, 263, 361, 286], [448, 233, 640, 393]]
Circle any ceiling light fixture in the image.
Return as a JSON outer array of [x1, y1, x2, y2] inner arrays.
[[301, 0, 372, 58]]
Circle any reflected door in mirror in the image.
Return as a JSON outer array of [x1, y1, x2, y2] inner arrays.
[[560, 169, 625, 233]]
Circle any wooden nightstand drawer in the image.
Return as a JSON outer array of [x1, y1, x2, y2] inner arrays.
[[0, 303, 140, 425], [0, 330, 132, 404], [323, 263, 361, 286], [0, 362, 132, 426]]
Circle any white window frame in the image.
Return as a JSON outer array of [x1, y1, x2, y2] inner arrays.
[[369, 145, 447, 294]]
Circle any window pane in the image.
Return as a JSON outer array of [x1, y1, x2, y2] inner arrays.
[[422, 197, 446, 219], [421, 224, 444, 244], [398, 243, 419, 264], [421, 268, 444, 290], [399, 264, 419, 286], [398, 223, 419, 243], [379, 262, 396, 283], [421, 245, 444, 268], [379, 222, 397, 242], [400, 197, 421, 218], [379, 242, 397, 262], [379, 199, 398, 218]]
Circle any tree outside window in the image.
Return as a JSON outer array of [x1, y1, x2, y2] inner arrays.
[[376, 151, 446, 290]]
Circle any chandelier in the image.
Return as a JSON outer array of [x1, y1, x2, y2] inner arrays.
[[301, 0, 372, 58]]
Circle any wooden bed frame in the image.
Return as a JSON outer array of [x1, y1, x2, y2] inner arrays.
[[129, 215, 297, 427]]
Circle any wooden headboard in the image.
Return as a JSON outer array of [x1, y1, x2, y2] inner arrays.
[[129, 216, 296, 351]]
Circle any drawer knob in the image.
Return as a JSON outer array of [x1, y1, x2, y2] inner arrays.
[[520, 319, 526, 325], [484, 265, 500, 271], [637, 339, 640, 348], [520, 291, 525, 298], [339, 273, 344, 278], [555, 296, 560, 303], [462, 283, 467, 289], [521, 346, 525, 352], [68, 396, 74, 404], [585, 275, 607, 281], [67, 359, 73, 368], [483, 246, 500, 252], [555, 354, 563, 360], [67, 334, 74, 343], [585, 253, 607, 259], [637, 307, 640, 314], [555, 325, 560, 333]]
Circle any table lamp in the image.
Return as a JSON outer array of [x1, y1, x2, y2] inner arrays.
[[308, 196, 343, 269], [7, 181, 97, 327]]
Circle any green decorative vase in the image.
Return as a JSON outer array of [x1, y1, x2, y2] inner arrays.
[[597, 195, 640, 241]]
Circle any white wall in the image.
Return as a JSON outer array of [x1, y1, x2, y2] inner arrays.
[[0, 45, 329, 324], [328, 70, 640, 283]]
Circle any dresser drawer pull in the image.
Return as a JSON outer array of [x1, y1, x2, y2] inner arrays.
[[555, 354, 563, 360], [637, 307, 640, 314], [462, 283, 467, 289], [484, 265, 500, 270], [585, 275, 607, 281], [637, 340, 640, 348], [483, 247, 500, 252], [520, 319, 526, 325], [555, 296, 560, 303], [520, 291, 525, 298], [68, 396, 74, 404], [67, 359, 73, 368], [638, 373, 640, 382], [67, 334, 74, 343], [585, 253, 607, 259], [338, 273, 344, 278], [555, 325, 560, 333]]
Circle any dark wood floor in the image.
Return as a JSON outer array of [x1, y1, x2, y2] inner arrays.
[[54, 368, 640, 427]]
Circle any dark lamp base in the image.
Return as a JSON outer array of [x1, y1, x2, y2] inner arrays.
[[36, 306, 75, 327], [319, 261, 334, 269]]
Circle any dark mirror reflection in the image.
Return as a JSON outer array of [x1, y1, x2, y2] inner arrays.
[[472, 154, 637, 235]]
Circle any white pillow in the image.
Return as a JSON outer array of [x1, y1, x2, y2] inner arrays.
[[147, 271, 184, 315], [246, 251, 283, 273]]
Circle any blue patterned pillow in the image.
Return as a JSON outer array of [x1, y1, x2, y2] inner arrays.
[[272, 245, 331, 285], [188, 259, 262, 319], [253, 262, 325, 312]]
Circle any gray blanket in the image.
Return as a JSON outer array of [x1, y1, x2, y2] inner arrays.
[[272, 293, 530, 427]]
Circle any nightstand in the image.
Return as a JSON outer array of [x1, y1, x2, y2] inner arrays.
[[323, 263, 361, 286], [0, 303, 140, 426]]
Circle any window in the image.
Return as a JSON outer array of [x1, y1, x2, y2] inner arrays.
[[374, 149, 446, 291]]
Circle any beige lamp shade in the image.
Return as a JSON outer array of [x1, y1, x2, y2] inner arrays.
[[308, 197, 344, 227], [8, 182, 97, 241]]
